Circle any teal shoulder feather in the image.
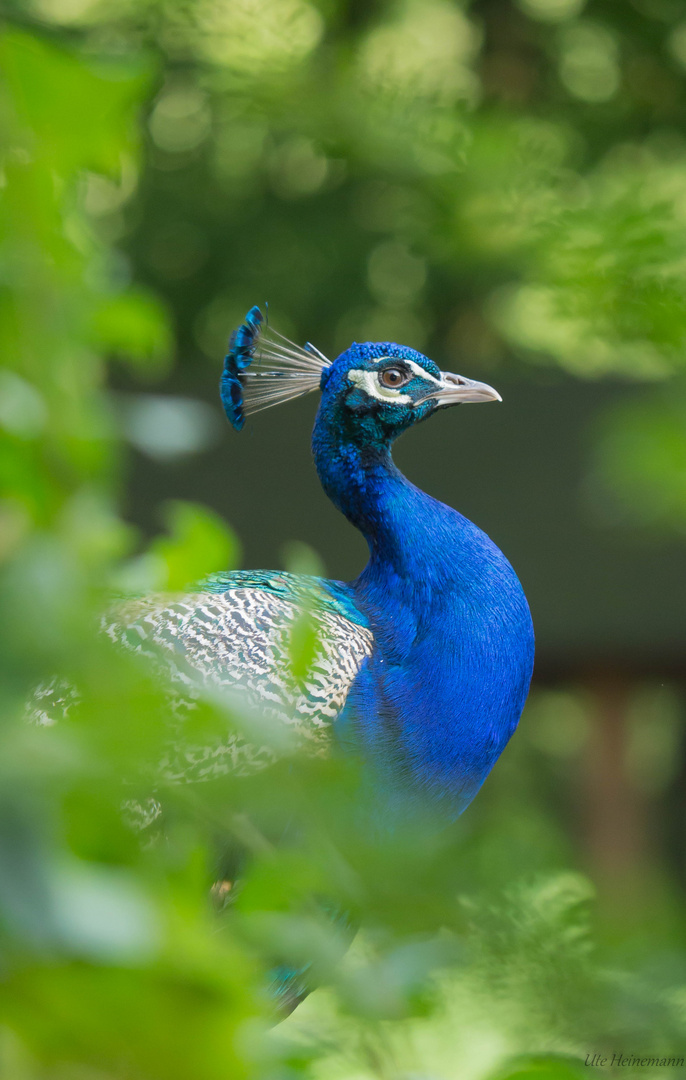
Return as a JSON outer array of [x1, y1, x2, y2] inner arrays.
[[202, 570, 370, 630]]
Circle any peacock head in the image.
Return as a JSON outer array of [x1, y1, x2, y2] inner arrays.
[[318, 340, 500, 447], [220, 306, 500, 444]]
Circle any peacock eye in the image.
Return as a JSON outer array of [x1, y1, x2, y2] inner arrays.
[[379, 367, 410, 390]]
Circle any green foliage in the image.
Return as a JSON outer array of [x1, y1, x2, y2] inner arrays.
[[90, 289, 173, 374], [2, 4, 686, 1080], [146, 499, 241, 590], [486, 1056, 588, 1080]]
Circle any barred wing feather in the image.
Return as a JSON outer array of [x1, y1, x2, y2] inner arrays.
[[100, 574, 373, 785]]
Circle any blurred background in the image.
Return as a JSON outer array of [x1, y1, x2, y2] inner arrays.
[[3, 0, 686, 1077]]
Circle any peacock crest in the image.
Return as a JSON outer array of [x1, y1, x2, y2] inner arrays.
[[220, 305, 330, 430]]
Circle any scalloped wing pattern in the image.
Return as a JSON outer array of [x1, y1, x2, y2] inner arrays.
[[101, 583, 374, 784]]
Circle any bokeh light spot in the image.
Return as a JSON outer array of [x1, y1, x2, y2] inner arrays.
[[357, 0, 480, 107], [269, 137, 330, 198], [367, 241, 427, 305], [197, 0, 323, 75], [149, 83, 211, 154], [558, 23, 621, 103], [518, 0, 586, 23]]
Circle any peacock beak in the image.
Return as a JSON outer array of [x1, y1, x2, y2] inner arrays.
[[431, 371, 502, 405]]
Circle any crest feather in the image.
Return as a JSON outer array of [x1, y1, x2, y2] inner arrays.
[[220, 306, 329, 431]]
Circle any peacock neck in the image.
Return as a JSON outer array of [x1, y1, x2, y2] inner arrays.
[[313, 424, 485, 597], [312, 416, 535, 819]]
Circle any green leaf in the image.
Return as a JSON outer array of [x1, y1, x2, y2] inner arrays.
[[149, 500, 240, 591], [288, 608, 320, 682], [487, 1055, 588, 1080], [0, 29, 151, 175], [91, 289, 172, 373]]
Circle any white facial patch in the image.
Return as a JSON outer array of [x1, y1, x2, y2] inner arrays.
[[348, 369, 412, 404], [348, 358, 442, 405]]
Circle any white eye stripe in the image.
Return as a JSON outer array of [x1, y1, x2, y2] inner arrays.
[[370, 357, 443, 386], [348, 369, 413, 403]]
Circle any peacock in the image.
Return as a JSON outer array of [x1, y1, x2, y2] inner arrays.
[[102, 305, 534, 821], [31, 305, 535, 1012]]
